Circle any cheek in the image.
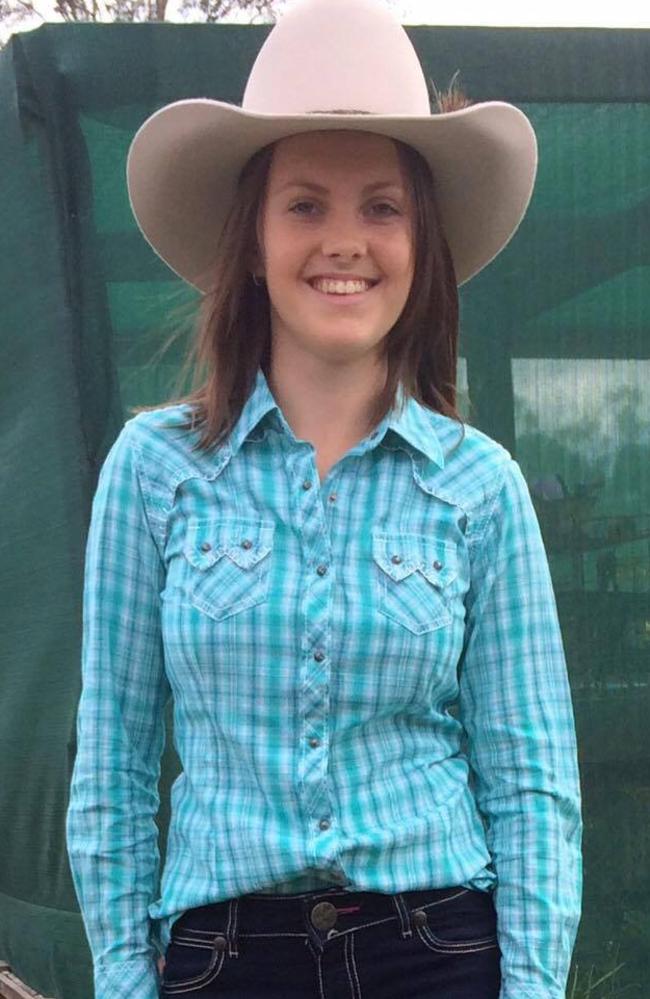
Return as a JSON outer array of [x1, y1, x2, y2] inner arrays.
[[266, 238, 306, 281], [389, 250, 415, 292], [259, 216, 296, 266], [382, 229, 414, 273]]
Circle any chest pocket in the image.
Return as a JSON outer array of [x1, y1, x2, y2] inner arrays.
[[372, 530, 458, 635], [182, 516, 275, 622]]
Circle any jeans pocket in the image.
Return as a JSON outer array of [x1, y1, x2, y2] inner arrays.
[[411, 888, 499, 955], [162, 927, 229, 994]]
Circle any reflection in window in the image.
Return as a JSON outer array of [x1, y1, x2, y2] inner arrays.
[[511, 358, 650, 596]]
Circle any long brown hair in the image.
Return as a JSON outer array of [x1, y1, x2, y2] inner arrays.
[[131, 83, 471, 456]]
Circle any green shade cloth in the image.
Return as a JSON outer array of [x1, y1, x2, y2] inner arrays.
[[0, 20, 648, 999]]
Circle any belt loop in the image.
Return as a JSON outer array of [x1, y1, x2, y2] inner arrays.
[[227, 898, 240, 958], [392, 893, 413, 939]]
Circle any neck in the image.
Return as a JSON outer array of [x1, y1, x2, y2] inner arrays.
[[266, 350, 388, 450]]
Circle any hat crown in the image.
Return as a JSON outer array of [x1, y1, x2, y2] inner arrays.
[[242, 0, 431, 117]]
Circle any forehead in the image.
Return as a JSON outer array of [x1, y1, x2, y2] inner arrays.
[[267, 130, 404, 186]]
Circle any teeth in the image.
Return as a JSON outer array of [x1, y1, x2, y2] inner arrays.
[[311, 278, 374, 295]]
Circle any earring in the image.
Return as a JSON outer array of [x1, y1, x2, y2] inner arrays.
[[252, 273, 264, 287]]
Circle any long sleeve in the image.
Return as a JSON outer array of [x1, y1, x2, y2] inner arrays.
[[457, 457, 583, 999], [66, 419, 172, 999]]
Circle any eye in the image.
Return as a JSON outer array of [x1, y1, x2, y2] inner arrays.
[[289, 200, 319, 216], [370, 202, 400, 216]]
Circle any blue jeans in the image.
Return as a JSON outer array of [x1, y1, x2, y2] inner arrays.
[[160, 884, 501, 997]]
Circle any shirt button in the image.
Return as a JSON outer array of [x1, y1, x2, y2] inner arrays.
[[328, 493, 337, 503], [241, 539, 252, 550], [316, 564, 328, 576], [302, 480, 313, 490], [433, 560, 443, 570], [313, 650, 326, 662], [318, 818, 331, 831], [200, 542, 212, 552], [309, 737, 321, 748], [391, 554, 402, 564]]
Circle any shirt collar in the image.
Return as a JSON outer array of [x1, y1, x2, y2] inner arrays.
[[228, 367, 444, 470], [226, 367, 280, 458], [384, 383, 445, 469]]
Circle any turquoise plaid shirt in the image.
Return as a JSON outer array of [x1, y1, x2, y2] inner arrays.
[[66, 366, 582, 999]]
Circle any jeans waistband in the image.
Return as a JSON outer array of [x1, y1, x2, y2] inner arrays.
[[171, 885, 477, 958]]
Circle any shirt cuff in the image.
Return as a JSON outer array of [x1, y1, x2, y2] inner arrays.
[[94, 955, 161, 999]]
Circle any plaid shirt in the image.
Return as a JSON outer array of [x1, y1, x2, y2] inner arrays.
[[66, 366, 582, 999]]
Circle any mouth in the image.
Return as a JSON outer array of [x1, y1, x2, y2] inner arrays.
[[306, 278, 380, 304]]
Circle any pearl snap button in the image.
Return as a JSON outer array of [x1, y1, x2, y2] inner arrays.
[[241, 539, 252, 549], [200, 542, 212, 552], [318, 817, 331, 830], [433, 560, 443, 570], [391, 554, 402, 564]]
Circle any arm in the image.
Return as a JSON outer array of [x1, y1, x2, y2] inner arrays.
[[66, 419, 171, 999], [458, 457, 583, 999]]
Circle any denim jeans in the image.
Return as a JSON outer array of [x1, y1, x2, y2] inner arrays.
[[160, 884, 501, 997]]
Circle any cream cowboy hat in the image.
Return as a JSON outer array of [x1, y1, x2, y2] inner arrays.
[[126, 0, 538, 292]]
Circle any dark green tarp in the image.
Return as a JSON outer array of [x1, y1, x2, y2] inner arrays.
[[0, 19, 648, 999]]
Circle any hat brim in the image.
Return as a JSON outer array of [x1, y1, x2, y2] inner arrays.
[[126, 98, 537, 291]]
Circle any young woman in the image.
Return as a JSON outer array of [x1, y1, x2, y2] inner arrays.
[[66, 1, 583, 997]]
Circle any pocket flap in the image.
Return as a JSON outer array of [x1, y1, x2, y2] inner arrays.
[[185, 517, 275, 571], [372, 531, 457, 587]]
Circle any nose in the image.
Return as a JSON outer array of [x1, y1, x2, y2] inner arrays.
[[320, 212, 368, 259]]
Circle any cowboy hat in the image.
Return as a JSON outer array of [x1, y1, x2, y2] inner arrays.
[[126, 0, 538, 292]]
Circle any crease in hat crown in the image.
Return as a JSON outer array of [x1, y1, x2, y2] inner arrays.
[[241, 0, 432, 117]]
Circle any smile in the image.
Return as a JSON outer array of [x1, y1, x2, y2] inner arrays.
[[305, 279, 380, 303]]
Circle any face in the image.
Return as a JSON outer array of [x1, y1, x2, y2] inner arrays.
[[256, 130, 415, 367]]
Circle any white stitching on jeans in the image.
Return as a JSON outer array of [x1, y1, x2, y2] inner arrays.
[[347, 933, 363, 999], [316, 948, 326, 999], [173, 927, 221, 938], [416, 924, 499, 955], [417, 888, 470, 911], [239, 931, 308, 938], [327, 914, 395, 936], [226, 899, 235, 958], [424, 925, 498, 948], [240, 913, 396, 941], [162, 947, 225, 994], [343, 935, 354, 998], [173, 936, 219, 950]]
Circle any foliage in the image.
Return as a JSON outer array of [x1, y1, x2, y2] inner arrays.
[[0, 0, 286, 46], [568, 942, 639, 998]]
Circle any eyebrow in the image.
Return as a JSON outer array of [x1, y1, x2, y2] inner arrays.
[[277, 180, 404, 195]]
